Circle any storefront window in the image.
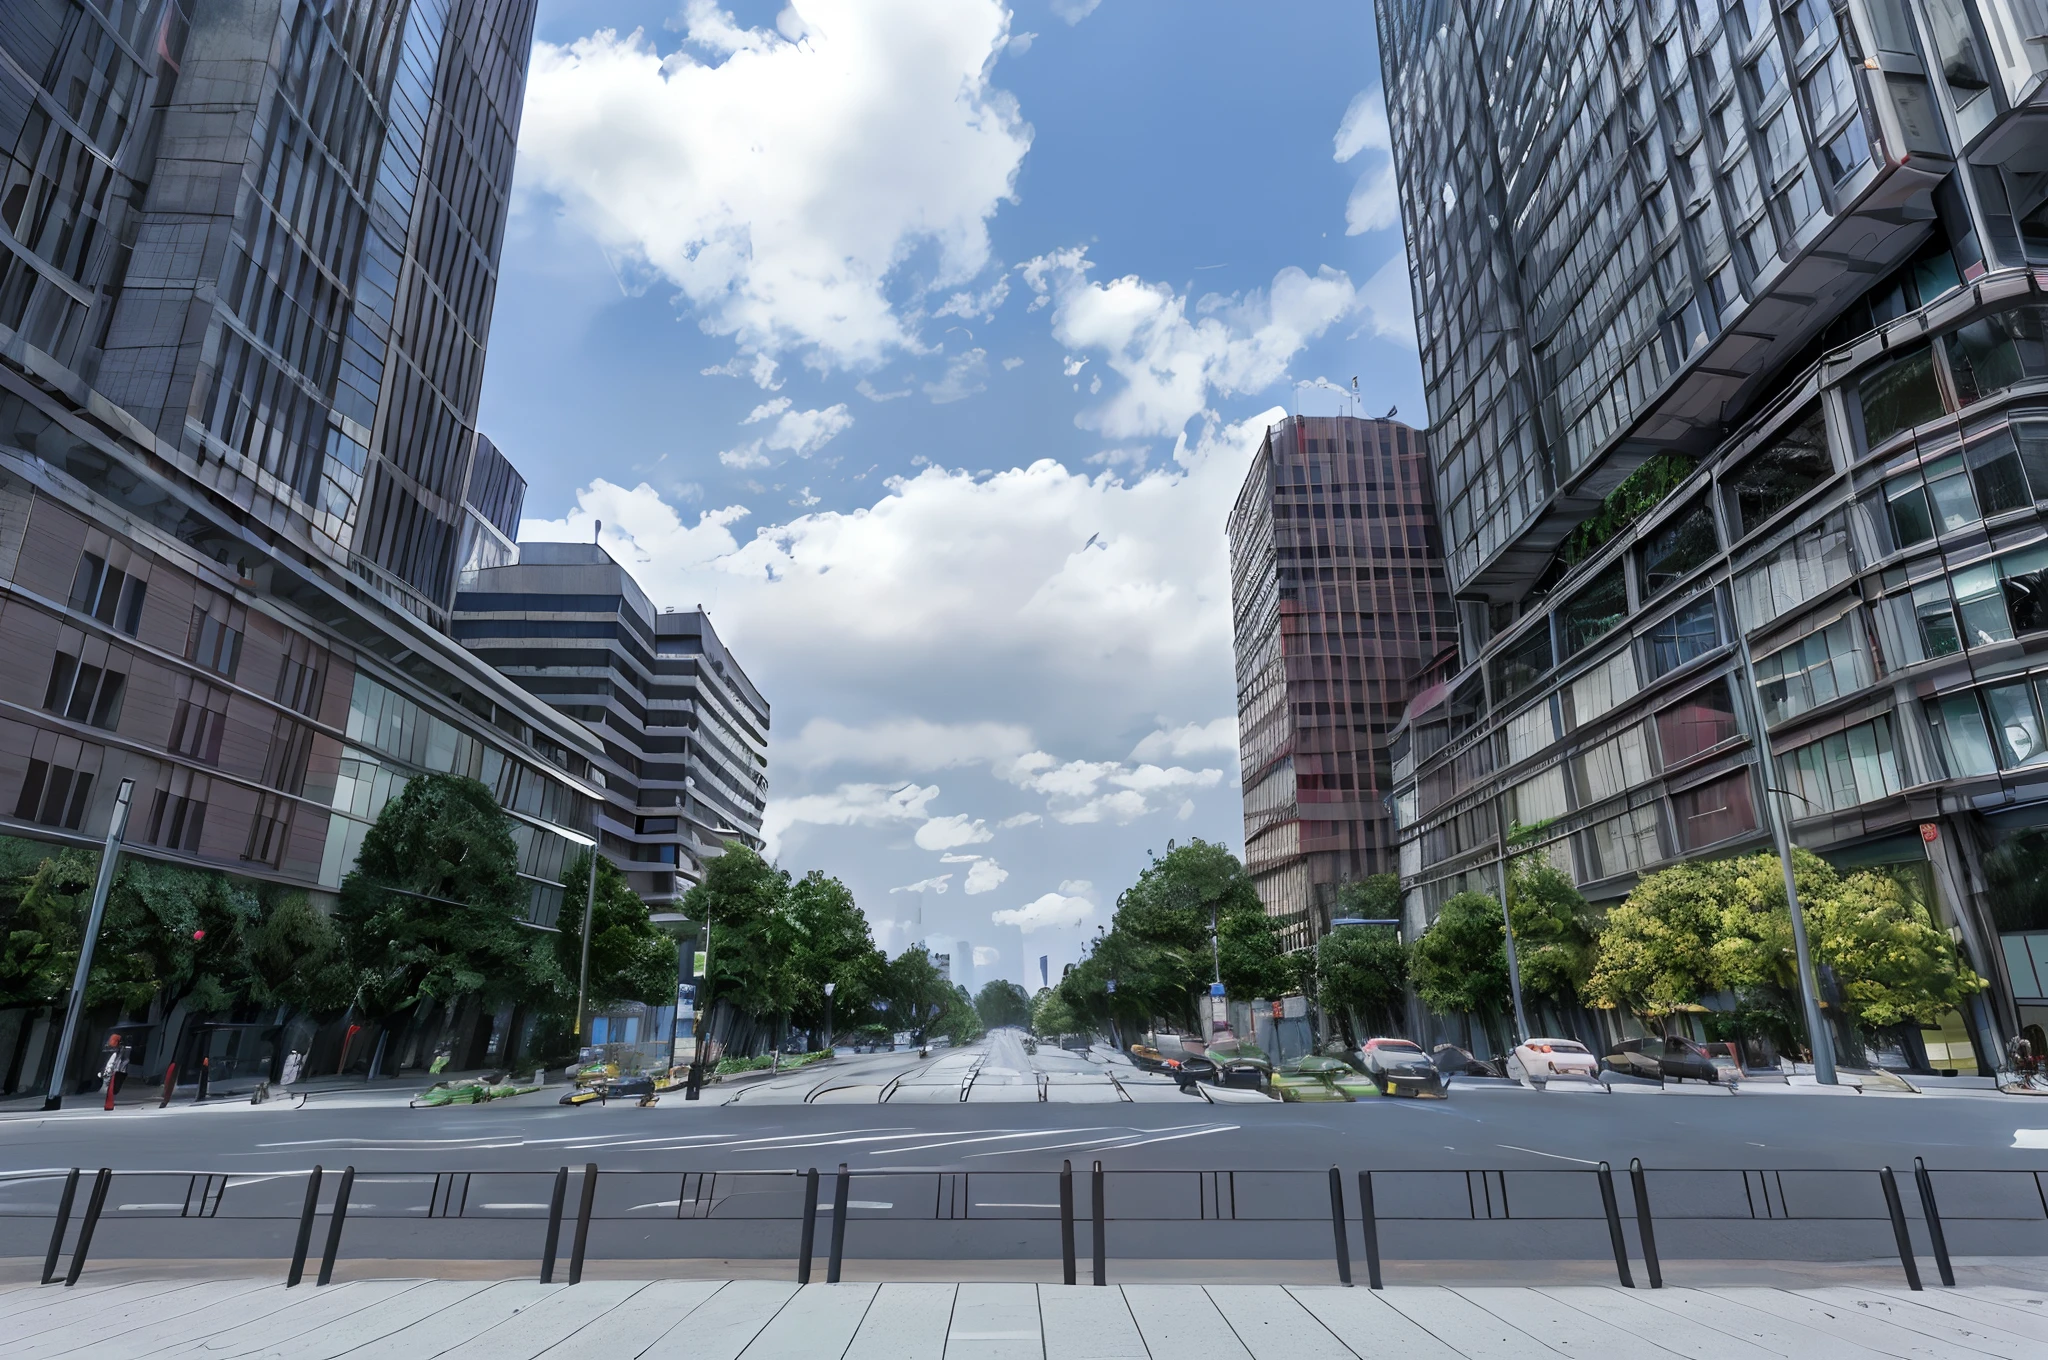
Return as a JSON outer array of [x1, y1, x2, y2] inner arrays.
[[1858, 343, 1947, 449]]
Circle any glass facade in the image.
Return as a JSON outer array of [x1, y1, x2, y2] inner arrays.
[[1383, 0, 2048, 1056], [1226, 415, 1455, 946]]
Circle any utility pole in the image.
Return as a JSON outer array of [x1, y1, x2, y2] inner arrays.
[[1492, 802, 1530, 1046], [573, 843, 599, 1042], [46, 780, 133, 1110]]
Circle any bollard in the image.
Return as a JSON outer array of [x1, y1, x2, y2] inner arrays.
[[316, 1166, 354, 1285], [1327, 1166, 1352, 1286], [1091, 1161, 1106, 1286], [1059, 1160, 1076, 1286], [540, 1167, 568, 1283], [103, 1073, 116, 1112], [286, 1166, 324, 1287], [158, 1063, 176, 1109], [63, 1169, 111, 1286], [41, 1168, 79, 1285], [798, 1168, 819, 1284], [196, 1057, 210, 1103], [1355, 1171, 1382, 1290], [1912, 1158, 1954, 1287], [827, 1163, 850, 1284], [1595, 1162, 1635, 1288], [1628, 1159, 1662, 1289], [1879, 1166, 1923, 1291], [569, 1163, 598, 1285]]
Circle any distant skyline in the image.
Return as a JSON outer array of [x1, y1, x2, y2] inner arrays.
[[482, 0, 1425, 985]]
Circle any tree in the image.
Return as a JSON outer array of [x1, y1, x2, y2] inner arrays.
[[1336, 874, 1402, 921], [974, 978, 1033, 1030], [243, 893, 351, 1019], [1031, 985, 1082, 1037], [334, 774, 538, 1040], [884, 946, 952, 1041], [1409, 891, 1511, 1037], [1507, 857, 1596, 1011], [0, 842, 88, 1009], [1316, 926, 1408, 1043], [933, 983, 984, 1044], [554, 850, 676, 1015], [678, 843, 792, 1023], [780, 870, 887, 1040]]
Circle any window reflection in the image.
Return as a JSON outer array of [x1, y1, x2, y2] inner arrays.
[[1673, 770, 1758, 850], [1754, 615, 1871, 725], [1558, 563, 1627, 658], [1648, 597, 1719, 676], [1656, 677, 1739, 764], [1640, 500, 1717, 597], [1725, 404, 1830, 537], [1859, 342, 1947, 448]]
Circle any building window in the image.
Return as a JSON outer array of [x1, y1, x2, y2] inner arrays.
[[1858, 342, 1947, 448], [170, 695, 228, 764], [1558, 563, 1627, 659], [1927, 693, 1998, 778], [188, 610, 242, 679], [1754, 616, 1870, 726], [42, 652, 125, 730], [1491, 625, 1553, 704], [146, 790, 207, 854], [1657, 677, 1741, 765], [1946, 308, 2048, 406], [1640, 500, 1717, 598], [1984, 679, 2048, 769], [14, 760, 92, 830], [67, 553, 146, 636], [1967, 428, 2033, 517], [1574, 724, 1653, 806], [1648, 598, 1719, 677], [1911, 580, 1965, 658], [1673, 770, 1759, 850], [1783, 716, 1903, 816], [1724, 404, 1830, 538], [1583, 805, 1664, 879]]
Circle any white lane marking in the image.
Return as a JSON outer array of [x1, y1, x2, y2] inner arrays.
[[1497, 1143, 1600, 1165], [961, 1125, 1235, 1158], [974, 1202, 1060, 1208], [820, 1200, 893, 1210], [479, 1202, 551, 1210], [865, 1128, 1108, 1157], [1085, 1125, 1242, 1152], [117, 1203, 185, 1211], [2014, 1130, 2048, 1148]]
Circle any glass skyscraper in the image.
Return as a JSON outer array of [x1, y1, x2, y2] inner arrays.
[[1380, 0, 2048, 1068], [1227, 415, 1455, 947], [0, 0, 597, 940]]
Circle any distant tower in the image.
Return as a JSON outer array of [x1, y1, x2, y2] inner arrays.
[[956, 940, 974, 992]]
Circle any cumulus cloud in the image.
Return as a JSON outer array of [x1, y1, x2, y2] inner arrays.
[[723, 401, 855, 467], [1130, 717, 1238, 763], [519, 1, 1031, 370], [1000, 812, 1043, 828], [992, 891, 1096, 932], [1020, 249, 1359, 438], [1333, 87, 1400, 236], [915, 814, 995, 851], [925, 348, 990, 404], [973, 945, 1000, 966], [891, 874, 952, 894], [1051, 0, 1102, 23], [761, 781, 938, 856], [964, 858, 1009, 894], [1356, 252, 1419, 349], [1058, 879, 1093, 897], [1002, 751, 1224, 824]]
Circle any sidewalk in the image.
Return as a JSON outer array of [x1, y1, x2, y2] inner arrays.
[[5, 1274, 2043, 1357]]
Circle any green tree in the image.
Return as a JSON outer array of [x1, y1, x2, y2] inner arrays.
[[1031, 984, 1082, 1037], [1507, 858, 1596, 1010], [974, 978, 1033, 1029], [678, 843, 793, 1023], [1336, 873, 1402, 921], [0, 841, 88, 1008], [555, 850, 676, 1015], [95, 860, 262, 1017], [884, 946, 952, 1041], [1410, 891, 1511, 1036], [1316, 925, 1408, 1043], [243, 893, 351, 1019], [781, 870, 887, 1040], [933, 983, 984, 1044], [334, 774, 538, 1040]]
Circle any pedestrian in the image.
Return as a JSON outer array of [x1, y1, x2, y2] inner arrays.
[[100, 1035, 130, 1098]]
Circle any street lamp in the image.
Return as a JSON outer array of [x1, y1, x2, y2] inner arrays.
[[822, 981, 837, 1056]]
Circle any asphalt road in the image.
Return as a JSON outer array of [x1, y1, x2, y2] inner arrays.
[[3, 1033, 2046, 1272]]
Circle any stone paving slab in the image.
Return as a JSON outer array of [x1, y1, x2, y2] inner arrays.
[[23, 1278, 2048, 1357]]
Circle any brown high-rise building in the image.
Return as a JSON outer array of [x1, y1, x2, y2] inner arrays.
[[1227, 415, 1454, 947]]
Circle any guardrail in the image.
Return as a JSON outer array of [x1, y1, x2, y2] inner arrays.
[[6, 1156, 2042, 1290]]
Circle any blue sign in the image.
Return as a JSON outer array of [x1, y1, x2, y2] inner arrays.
[[1209, 982, 1225, 997]]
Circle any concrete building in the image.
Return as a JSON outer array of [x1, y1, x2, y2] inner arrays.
[[1226, 414, 1456, 948], [0, 0, 599, 1091], [1377, 0, 2048, 1069], [452, 542, 770, 906]]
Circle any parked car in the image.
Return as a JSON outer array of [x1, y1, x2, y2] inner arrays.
[[1506, 1038, 1601, 1086], [1360, 1038, 1448, 1098], [1431, 1044, 1507, 1079], [1700, 1041, 1746, 1085], [1605, 1035, 1722, 1083], [1058, 1033, 1092, 1053], [1202, 1038, 1272, 1090], [1136, 1034, 1218, 1090]]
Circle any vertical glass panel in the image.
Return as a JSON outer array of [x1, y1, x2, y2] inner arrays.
[[1985, 683, 2048, 767], [1913, 580, 1964, 657], [1649, 597, 1719, 676], [1967, 429, 2032, 515], [1673, 770, 1758, 850], [1954, 562, 2014, 645], [1558, 563, 1628, 658], [1657, 677, 1739, 763], [1947, 309, 2046, 404], [1725, 405, 1831, 536], [1931, 694, 1997, 776], [1923, 454, 1980, 531], [1858, 343, 1947, 448], [2002, 543, 2048, 634], [1492, 626, 1555, 703], [1640, 501, 1717, 597], [1886, 477, 1936, 547]]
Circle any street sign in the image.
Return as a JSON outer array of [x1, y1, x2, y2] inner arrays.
[[1209, 982, 1225, 997]]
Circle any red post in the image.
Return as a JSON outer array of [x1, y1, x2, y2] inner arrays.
[[103, 1077, 115, 1111], [158, 1063, 177, 1108]]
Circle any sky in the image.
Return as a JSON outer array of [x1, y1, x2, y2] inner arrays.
[[481, 0, 1427, 991]]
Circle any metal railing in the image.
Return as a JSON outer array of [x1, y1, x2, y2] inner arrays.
[[6, 1155, 2042, 1290]]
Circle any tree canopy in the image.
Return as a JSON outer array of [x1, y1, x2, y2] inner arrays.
[[974, 978, 1033, 1029], [555, 849, 676, 1014], [1316, 924, 1407, 1042], [1409, 890, 1511, 1020], [884, 946, 953, 1040]]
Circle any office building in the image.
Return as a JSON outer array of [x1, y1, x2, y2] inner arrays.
[[955, 939, 974, 993], [1226, 414, 1455, 948], [0, 0, 598, 1086], [453, 542, 770, 905], [1377, 0, 2048, 1065]]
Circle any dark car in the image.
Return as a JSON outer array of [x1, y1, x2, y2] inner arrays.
[[1362, 1038, 1448, 1097], [1202, 1038, 1271, 1089], [1058, 1033, 1092, 1053], [1432, 1044, 1506, 1078], [1606, 1035, 1721, 1083]]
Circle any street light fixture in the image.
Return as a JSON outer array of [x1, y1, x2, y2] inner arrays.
[[823, 981, 837, 1056]]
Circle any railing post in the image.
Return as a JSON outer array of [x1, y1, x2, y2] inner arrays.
[[1595, 1162, 1634, 1288], [798, 1168, 819, 1284], [827, 1163, 850, 1284], [1880, 1166, 1923, 1291], [1629, 1159, 1661, 1289], [569, 1163, 598, 1285], [287, 1166, 323, 1287], [316, 1166, 354, 1285], [539, 1166, 568, 1283], [1059, 1160, 1076, 1286], [63, 1169, 111, 1286], [1912, 1158, 1954, 1287], [1355, 1171, 1382, 1289], [1327, 1166, 1352, 1286], [1091, 1160, 1106, 1286], [41, 1168, 79, 1285]]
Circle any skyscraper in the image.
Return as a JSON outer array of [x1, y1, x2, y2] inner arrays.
[[453, 542, 771, 907], [0, 1, 597, 935], [1226, 414, 1455, 947], [1378, 0, 2048, 1064]]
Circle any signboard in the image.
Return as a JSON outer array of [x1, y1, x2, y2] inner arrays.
[[1209, 982, 1225, 997], [1281, 995, 1308, 1019]]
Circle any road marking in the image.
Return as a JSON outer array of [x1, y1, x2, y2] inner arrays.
[[1497, 1144, 1599, 1165], [974, 1202, 1060, 1208], [117, 1203, 185, 1211], [866, 1128, 1107, 1157], [1090, 1125, 1242, 1152], [2014, 1130, 2048, 1148], [479, 1202, 551, 1210]]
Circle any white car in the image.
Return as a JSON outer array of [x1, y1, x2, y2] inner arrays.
[[1506, 1037, 1601, 1087]]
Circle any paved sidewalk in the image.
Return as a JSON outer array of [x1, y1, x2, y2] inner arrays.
[[5, 1276, 2044, 1357]]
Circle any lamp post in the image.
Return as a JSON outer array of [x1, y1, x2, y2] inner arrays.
[[45, 780, 133, 1110], [572, 842, 599, 1043], [822, 981, 836, 1056]]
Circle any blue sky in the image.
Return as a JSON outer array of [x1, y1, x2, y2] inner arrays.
[[481, 0, 1424, 988]]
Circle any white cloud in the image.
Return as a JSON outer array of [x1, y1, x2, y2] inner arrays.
[[1050, 0, 1102, 23], [786, 717, 1035, 772], [934, 276, 1011, 321], [925, 348, 989, 404], [891, 874, 952, 894], [964, 858, 1009, 894], [744, 397, 793, 424], [1130, 717, 1238, 763], [1356, 252, 1419, 349], [1021, 249, 1359, 438], [1002, 356, 1024, 370], [915, 814, 995, 851], [1058, 879, 1093, 897], [761, 781, 938, 856], [725, 402, 855, 468], [973, 944, 1000, 966], [519, 1, 1031, 370], [1006, 31, 1037, 55], [999, 813, 1043, 828], [1345, 162, 1401, 235], [1332, 88, 1390, 163], [719, 444, 773, 469], [1002, 750, 1224, 824], [992, 891, 1095, 932], [856, 379, 912, 402], [1333, 89, 1400, 236]]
